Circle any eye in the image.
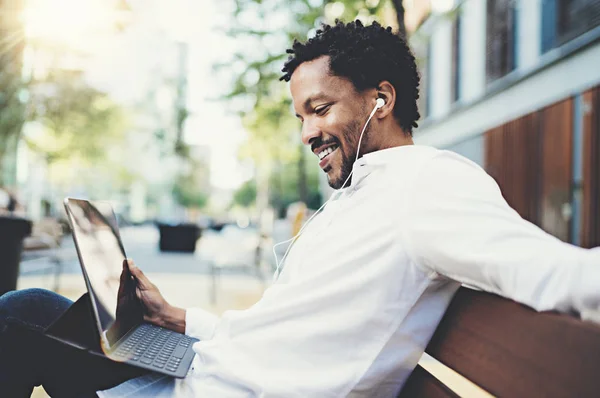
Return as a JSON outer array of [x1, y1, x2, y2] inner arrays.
[[315, 104, 331, 116]]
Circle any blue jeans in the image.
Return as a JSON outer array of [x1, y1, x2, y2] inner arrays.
[[0, 288, 147, 398]]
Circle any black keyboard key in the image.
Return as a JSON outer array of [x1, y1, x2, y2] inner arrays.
[[115, 324, 195, 372]]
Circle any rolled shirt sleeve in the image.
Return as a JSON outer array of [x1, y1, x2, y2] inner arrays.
[[403, 151, 600, 320], [185, 308, 220, 340]]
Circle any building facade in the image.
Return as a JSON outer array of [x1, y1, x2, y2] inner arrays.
[[411, 0, 600, 248]]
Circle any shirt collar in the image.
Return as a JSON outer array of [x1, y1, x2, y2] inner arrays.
[[360, 145, 417, 166], [349, 145, 417, 188]]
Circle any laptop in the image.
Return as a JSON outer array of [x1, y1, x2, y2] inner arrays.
[[45, 197, 198, 378]]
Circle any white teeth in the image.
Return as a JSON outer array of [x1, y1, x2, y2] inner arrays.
[[317, 146, 337, 160]]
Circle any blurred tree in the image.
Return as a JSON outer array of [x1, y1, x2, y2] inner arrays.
[[0, 0, 135, 186], [25, 70, 128, 166], [390, 0, 406, 37], [171, 159, 209, 210], [219, 0, 404, 213], [233, 179, 257, 208], [269, 155, 322, 217], [172, 179, 208, 209], [0, 0, 26, 186], [0, 67, 25, 187], [174, 42, 190, 158]]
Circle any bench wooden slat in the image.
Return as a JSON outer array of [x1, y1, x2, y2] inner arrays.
[[423, 287, 600, 397], [399, 365, 459, 398]]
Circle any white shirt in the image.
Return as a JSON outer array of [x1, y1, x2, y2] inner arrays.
[[99, 145, 600, 398]]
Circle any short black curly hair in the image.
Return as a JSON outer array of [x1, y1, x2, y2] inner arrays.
[[280, 19, 420, 135]]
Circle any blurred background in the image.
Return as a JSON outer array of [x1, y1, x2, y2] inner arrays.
[[0, 0, 599, 394]]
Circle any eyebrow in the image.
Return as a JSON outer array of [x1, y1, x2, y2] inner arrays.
[[295, 93, 331, 119]]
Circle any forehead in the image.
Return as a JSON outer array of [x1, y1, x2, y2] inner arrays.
[[289, 56, 357, 106]]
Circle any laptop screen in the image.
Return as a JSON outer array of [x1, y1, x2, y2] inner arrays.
[[65, 198, 144, 350]]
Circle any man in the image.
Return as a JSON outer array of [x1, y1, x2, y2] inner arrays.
[[1, 20, 599, 397]]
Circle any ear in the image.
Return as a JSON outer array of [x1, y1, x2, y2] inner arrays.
[[375, 81, 395, 119]]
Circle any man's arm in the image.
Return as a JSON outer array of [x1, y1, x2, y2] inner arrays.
[[126, 260, 220, 339], [150, 305, 220, 340], [156, 305, 186, 334], [184, 308, 219, 340], [402, 152, 600, 320]]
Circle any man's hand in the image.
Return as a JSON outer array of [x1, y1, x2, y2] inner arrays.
[[126, 259, 187, 334]]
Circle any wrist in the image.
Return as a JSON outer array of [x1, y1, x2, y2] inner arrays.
[[160, 304, 186, 334]]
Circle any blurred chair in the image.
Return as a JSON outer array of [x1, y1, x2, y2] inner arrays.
[[20, 218, 73, 292], [199, 225, 268, 304]]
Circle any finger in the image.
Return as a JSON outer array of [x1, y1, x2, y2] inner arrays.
[[118, 270, 127, 296], [119, 260, 128, 282], [126, 259, 152, 290]]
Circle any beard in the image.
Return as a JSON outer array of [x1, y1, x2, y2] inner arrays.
[[327, 117, 371, 189]]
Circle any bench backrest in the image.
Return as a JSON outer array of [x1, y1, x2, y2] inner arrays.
[[399, 287, 600, 397]]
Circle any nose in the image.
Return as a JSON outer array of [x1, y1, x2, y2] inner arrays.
[[301, 119, 321, 146]]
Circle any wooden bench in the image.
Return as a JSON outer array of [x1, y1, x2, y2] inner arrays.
[[398, 287, 600, 397]]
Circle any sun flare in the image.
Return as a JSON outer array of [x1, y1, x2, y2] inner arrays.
[[22, 0, 127, 49]]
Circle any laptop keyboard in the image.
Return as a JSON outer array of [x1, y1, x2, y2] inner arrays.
[[113, 323, 193, 372]]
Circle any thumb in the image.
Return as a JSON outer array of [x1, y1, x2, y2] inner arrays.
[[126, 259, 151, 290], [119, 261, 128, 283]]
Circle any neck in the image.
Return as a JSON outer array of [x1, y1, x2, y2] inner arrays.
[[373, 121, 414, 150]]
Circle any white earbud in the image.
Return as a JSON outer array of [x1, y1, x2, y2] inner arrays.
[[376, 98, 385, 109]]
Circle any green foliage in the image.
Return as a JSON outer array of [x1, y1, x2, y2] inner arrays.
[[26, 70, 128, 165], [172, 175, 208, 209], [171, 160, 209, 209], [238, 93, 298, 168], [0, 26, 26, 186], [233, 179, 257, 208], [219, 0, 398, 211], [269, 152, 322, 216], [174, 140, 191, 158], [0, 69, 26, 152], [220, 0, 393, 116]]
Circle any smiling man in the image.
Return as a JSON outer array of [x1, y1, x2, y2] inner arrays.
[[1, 20, 599, 398], [284, 23, 417, 190]]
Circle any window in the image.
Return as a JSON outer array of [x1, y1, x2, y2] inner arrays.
[[451, 11, 462, 102], [542, 0, 600, 53], [486, 0, 517, 82]]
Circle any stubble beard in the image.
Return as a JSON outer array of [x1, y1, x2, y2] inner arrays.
[[327, 118, 370, 189]]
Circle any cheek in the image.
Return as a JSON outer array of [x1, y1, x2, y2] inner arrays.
[[319, 113, 342, 135], [325, 114, 352, 142]]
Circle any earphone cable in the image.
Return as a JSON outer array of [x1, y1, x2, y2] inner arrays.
[[272, 100, 381, 281]]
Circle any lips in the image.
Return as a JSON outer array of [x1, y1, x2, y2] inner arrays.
[[317, 144, 339, 169], [317, 144, 338, 160]]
